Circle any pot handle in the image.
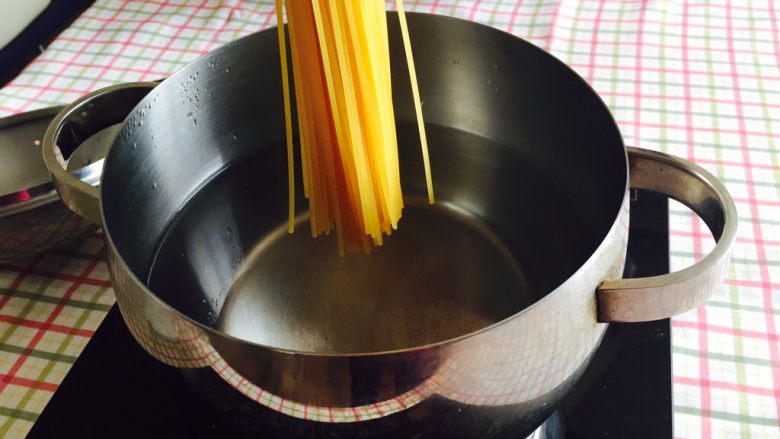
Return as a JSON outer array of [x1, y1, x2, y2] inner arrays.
[[597, 146, 738, 322], [42, 82, 157, 224]]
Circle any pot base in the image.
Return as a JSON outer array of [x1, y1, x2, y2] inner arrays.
[[216, 198, 532, 353]]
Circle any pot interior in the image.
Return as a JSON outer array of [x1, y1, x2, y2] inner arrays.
[[102, 14, 627, 354], [146, 122, 599, 353]]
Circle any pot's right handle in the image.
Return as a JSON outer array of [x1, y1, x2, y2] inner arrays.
[[42, 82, 157, 224], [597, 146, 738, 322]]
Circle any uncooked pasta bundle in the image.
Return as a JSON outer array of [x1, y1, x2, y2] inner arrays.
[[276, 0, 433, 254]]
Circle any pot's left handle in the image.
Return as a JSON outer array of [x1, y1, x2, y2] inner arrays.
[[42, 82, 157, 224], [597, 146, 738, 322]]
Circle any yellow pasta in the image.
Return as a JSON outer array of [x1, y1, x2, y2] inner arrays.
[[277, 1, 433, 253]]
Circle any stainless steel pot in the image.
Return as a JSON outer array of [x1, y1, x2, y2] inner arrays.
[[43, 13, 736, 438]]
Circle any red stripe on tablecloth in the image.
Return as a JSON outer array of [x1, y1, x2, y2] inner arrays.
[[15, 59, 169, 82], [0, 104, 19, 114], [54, 35, 207, 56], [770, 0, 780, 74], [0, 264, 110, 287], [558, 16, 776, 34], [732, 198, 780, 207], [734, 236, 780, 247], [571, 62, 779, 81], [572, 39, 779, 61], [1, 83, 91, 96], [725, 278, 780, 290], [673, 320, 778, 342], [195, 1, 243, 52], [674, 376, 780, 398], [138, 0, 211, 80], [507, 0, 526, 35], [0, 374, 58, 392], [77, 14, 248, 35], [0, 252, 102, 394], [584, 0, 606, 84], [669, 230, 780, 249], [405, 0, 555, 19], [681, 2, 712, 433], [80, 0, 173, 92], [687, 158, 780, 172], [724, 3, 780, 423], [11, 3, 128, 113], [466, 0, 481, 21], [431, 0, 443, 15], [671, 2, 767, 11], [671, 230, 780, 248], [696, 300, 712, 432], [119, 0, 276, 17], [617, 120, 780, 140], [0, 315, 95, 338], [254, 5, 276, 37], [602, 91, 780, 110], [95, 0, 556, 20]]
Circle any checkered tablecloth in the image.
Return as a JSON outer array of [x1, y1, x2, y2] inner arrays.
[[0, 1, 777, 438]]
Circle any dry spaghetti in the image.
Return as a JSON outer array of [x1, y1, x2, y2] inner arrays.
[[276, 0, 433, 254]]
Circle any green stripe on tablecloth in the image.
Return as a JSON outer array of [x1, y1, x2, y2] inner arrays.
[[0, 258, 72, 346], [0, 289, 112, 312], [0, 255, 93, 435], [707, 300, 780, 317], [484, 0, 503, 25], [2, 288, 109, 436], [670, 210, 780, 227], [730, 257, 780, 267], [718, 178, 778, 189], [674, 346, 778, 368], [566, 48, 780, 71], [85, 1, 262, 30], [0, 407, 38, 422], [673, 405, 779, 426], [555, 25, 780, 45], [0, 345, 77, 364], [526, 0, 549, 42], [748, 1, 780, 222], [609, 106, 780, 124], [588, 71, 780, 95], [642, 137, 779, 155], [67, 6, 149, 113], [748, 2, 780, 432], [696, 10, 752, 428], [670, 251, 780, 267]]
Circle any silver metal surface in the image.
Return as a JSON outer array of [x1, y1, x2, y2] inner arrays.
[[42, 83, 157, 224], [597, 147, 738, 322], [42, 13, 734, 438], [0, 107, 99, 262]]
